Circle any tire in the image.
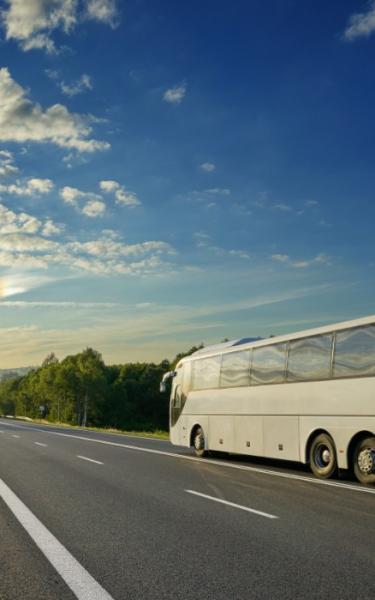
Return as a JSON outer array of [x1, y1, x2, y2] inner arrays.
[[192, 427, 207, 458], [353, 437, 375, 485], [309, 433, 337, 479]]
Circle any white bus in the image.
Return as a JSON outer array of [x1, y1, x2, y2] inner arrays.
[[161, 315, 375, 485]]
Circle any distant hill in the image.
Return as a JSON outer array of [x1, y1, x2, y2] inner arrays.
[[0, 367, 34, 381]]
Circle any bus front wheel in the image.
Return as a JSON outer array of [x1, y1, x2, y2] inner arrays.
[[353, 437, 375, 485], [309, 433, 337, 479], [193, 427, 207, 458]]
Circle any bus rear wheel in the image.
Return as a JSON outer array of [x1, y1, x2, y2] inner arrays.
[[309, 433, 337, 479], [353, 437, 375, 485], [193, 427, 206, 458]]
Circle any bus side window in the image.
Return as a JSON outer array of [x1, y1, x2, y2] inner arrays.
[[251, 343, 287, 385], [220, 350, 251, 388], [333, 325, 375, 378], [287, 334, 332, 382]]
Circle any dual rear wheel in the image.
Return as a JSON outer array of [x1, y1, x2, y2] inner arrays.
[[309, 433, 375, 485]]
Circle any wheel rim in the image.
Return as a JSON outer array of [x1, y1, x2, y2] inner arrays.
[[314, 443, 332, 469], [357, 448, 375, 475], [194, 431, 204, 451]]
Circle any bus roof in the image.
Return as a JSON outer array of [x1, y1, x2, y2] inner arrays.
[[181, 314, 375, 363]]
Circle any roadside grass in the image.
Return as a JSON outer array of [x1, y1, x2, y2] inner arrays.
[[0, 415, 169, 440]]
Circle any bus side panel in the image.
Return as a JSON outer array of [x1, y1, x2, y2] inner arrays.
[[233, 416, 263, 456], [263, 416, 300, 461], [208, 416, 235, 451]]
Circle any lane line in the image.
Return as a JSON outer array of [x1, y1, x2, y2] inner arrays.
[[12, 434, 20, 438], [1, 420, 375, 496], [186, 489, 278, 519], [77, 455, 103, 465], [34, 442, 48, 448], [0, 476, 114, 600]]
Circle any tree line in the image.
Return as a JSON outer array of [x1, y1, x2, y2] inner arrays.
[[0, 345, 202, 432]]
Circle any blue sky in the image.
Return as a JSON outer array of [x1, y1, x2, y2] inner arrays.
[[0, 0, 375, 367]]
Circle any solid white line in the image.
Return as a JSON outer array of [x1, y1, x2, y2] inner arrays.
[[77, 455, 103, 465], [12, 434, 20, 438], [34, 442, 48, 448], [186, 489, 278, 519], [1, 420, 375, 496], [0, 477, 114, 600]]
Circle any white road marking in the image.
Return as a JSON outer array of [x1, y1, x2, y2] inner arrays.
[[34, 442, 48, 448], [12, 434, 20, 438], [186, 489, 278, 519], [1, 420, 375, 496], [0, 477, 114, 600], [77, 455, 103, 465]]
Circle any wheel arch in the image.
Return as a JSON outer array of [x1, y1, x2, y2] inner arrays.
[[347, 430, 375, 471], [305, 428, 335, 463], [190, 423, 204, 447]]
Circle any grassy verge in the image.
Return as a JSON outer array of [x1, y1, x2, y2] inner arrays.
[[1, 415, 169, 440]]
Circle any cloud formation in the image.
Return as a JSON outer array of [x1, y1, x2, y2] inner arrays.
[[46, 69, 93, 97], [2, 0, 119, 53], [271, 253, 331, 269], [199, 162, 215, 172], [86, 0, 118, 27], [0, 203, 63, 237], [0, 210, 176, 276], [0, 68, 109, 153], [163, 83, 186, 104], [100, 180, 140, 207], [344, 1, 375, 41], [60, 186, 106, 217], [0, 177, 54, 196], [0, 150, 19, 177]]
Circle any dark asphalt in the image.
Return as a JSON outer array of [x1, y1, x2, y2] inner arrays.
[[0, 418, 374, 600]]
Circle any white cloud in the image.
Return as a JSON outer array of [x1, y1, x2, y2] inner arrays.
[[271, 253, 331, 269], [344, 1, 375, 41], [99, 179, 140, 207], [42, 218, 64, 237], [205, 188, 231, 196], [0, 68, 109, 153], [59, 185, 106, 217], [0, 149, 19, 177], [271, 254, 290, 263], [60, 74, 93, 96], [193, 232, 249, 260], [86, 0, 118, 27], [2, 0, 119, 53], [81, 199, 106, 217], [199, 162, 215, 172], [228, 250, 250, 260], [99, 180, 119, 193], [0, 177, 54, 196], [0, 203, 62, 237], [163, 83, 186, 105], [2, 0, 77, 52], [272, 203, 292, 212]]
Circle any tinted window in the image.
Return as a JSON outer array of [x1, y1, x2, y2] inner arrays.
[[333, 325, 375, 377], [287, 334, 332, 381], [191, 355, 221, 390], [220, 350, 251, 388], [251, 344, 287, 385]]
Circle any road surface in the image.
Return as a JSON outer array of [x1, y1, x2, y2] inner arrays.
[[0, 417, 374, 600]]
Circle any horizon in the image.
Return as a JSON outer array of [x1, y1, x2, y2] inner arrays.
[[1, 1, 375, 368]]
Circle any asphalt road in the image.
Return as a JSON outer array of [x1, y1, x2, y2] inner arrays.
[[0, 418, 374, 600]]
